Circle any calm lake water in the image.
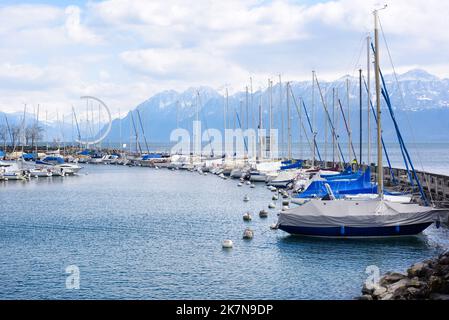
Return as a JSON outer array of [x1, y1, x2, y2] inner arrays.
[[1, 163, 449, 300]]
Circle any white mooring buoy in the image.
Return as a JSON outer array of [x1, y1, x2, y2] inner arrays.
[[245, 181, 251, 185], [237, 182, 243, 187], [272, 195, 278, 201], [250, 184, 255, 188], [270, 224, 278, 230], [242, 228, 254, 239], [243, 195, 249, 202], [268, 202, 276, 209], [222, 239, 233, 248], [243, 212, 252, 221]]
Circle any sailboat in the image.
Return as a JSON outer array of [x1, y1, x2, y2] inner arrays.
[[277, 10, 449, 237]]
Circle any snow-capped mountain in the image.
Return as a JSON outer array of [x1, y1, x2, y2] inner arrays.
[[2, 69, 449, 145]]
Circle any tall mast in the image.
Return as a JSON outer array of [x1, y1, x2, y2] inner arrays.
[[250, 77, 254, 131], [36, 104, 40, 155], [359, 68, 362, 164], [119, 108, 122, 150], [287, 82, 292, 160], [311, 70, 316, 167], [258, 92, 263, 161], [245, 86, 249, 132], [367, 35, 371, 165], [269, 79, 273, 159], [225, 88, 229, 132], [45, 109, 48, 152], [324, 89, 328, 165], [279, 74, 283, 159], [332, 88, 336, 166], [346, 78, 351, 163], [374, 9, 383, 198]]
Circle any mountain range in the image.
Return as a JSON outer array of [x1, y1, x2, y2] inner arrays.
[[1, 69, 449, 149]]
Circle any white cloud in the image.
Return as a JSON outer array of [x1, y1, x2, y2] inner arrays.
[[1, 0, 449, 117], [64, 5, 102, 44]]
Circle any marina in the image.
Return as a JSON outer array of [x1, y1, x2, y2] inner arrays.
[[1, 0, 449, 303]]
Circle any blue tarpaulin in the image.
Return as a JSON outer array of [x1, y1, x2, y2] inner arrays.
[[297, 167, 374, 199], [0, 150, 5, 158], [22, 153, 37, 160], [281, 160, 303, 170], [142, 154, 163, 160]]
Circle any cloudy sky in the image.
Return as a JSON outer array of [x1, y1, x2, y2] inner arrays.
[[0, 0, 448, 117]]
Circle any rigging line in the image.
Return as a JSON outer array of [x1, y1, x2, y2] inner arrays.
[[136, 109, 150, 154], [290, 90, 315, 158], [300, 96, 323, 162], [344, 33, 366, 79], [198, 93, 215, 157], [363, 76, 396, 184], [315, 75, 347, 164], [337, 99, 357, 163], [378, 16, 434, 204], [235, 109, 249, 154]]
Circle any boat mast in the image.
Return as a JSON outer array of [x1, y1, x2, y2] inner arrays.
[[287, 81, 292, 160], [346, 78, 351, 163], [279, 74, 283, 159], [258, 92, 263, 161], [359, 68, 362, 164], [374, 9, 383, 198], [332, 88, 335, 166], [118, 108, 121, 151], [269, 79, 273, 159], [367, 35, 371, 165], [311, 70, 316, 167]]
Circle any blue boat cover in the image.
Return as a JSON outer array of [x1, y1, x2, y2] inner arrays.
[[22, 153, 37, 160], [78, 149, 91, 156], [142, 154, 163, 160], [41, 156, 64, 164], [281, 160, 302, 170], [297, 167, 374, 198], [0, 150, 5, 158]]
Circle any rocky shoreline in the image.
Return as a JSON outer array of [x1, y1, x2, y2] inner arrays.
[[359, 251, 449, 300]]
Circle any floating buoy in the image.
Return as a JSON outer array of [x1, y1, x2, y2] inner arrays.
[[259, 209, 268, 218], [243, 212, 252, 221], [270, 224, 278, 230], [268, 202, 276, 209], [237, 182, 243, 187], [250, 184, 255, 188], [282, 205, 289, 211], [272, 195, 278, 201], [243, 195, 250, 202], [245, 181, 251, 185], [282, 200, 290, 206], [242, 228, 254, 239], [222, 239, 233, 248], [282, 194, 289, 199]]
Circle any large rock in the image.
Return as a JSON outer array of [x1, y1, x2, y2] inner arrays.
[[407, 262, 430, 278], [379, 272, 407, 287], [360, 250, 449, 300]]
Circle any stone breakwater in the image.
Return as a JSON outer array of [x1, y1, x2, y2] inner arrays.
[[359, 251, 449, 300]]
